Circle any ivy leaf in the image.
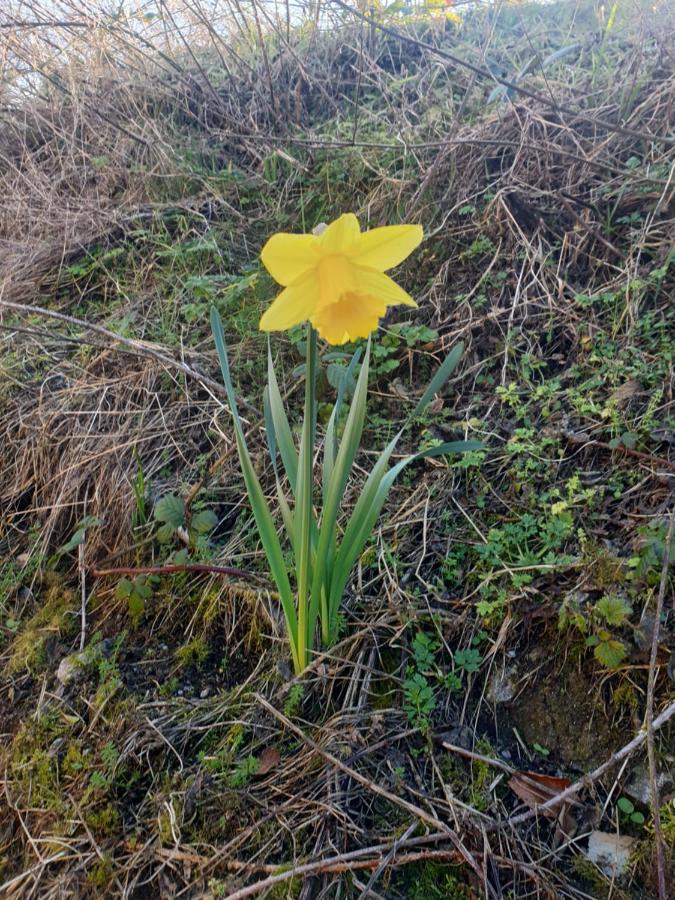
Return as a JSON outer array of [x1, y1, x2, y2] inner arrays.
[[594, 638, 626, 668], [154, 495, 185, 528], [191, 509, 218, 534], [595, 595, 632, 626]]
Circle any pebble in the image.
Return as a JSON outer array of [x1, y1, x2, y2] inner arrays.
[[56, 653, 87, 686], [585, 831, 635, 878]]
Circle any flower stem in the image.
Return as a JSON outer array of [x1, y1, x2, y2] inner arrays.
[[295, 324, 317, 672]]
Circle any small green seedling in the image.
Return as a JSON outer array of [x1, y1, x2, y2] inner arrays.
[[617, 796, 645, 825]]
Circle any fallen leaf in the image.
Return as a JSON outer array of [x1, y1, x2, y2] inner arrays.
[[611, 379, 641, 405], [508, 771, 573, 818], [256, 747, 280, 776]]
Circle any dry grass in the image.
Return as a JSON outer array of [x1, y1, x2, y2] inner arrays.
[[0, 1, 673, 897]]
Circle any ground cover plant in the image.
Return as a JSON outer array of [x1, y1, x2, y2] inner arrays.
[[0, 0, 673, 897]]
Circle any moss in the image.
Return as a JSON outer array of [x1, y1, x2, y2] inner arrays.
[[88, 854, 114, 890], [62, 741, 88, 778], [468, 740, 494, 812], [392, 860, 471, 899], [85, 803, 121, 838], [9, 712, 69, 811], [6, 583, 78, 674], [175, 636, 209, 669]]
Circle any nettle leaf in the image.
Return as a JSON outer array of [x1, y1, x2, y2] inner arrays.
[[154, 495, 185, 528], [128, 591, 145, 624], [115, 578, 133, 600], [156, 523, 176, 544], [594, 638, 626, 668], [595, 594, 632, 626], [191, 509, 218, 534]]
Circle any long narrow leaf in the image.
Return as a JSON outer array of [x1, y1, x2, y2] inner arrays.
[[412, 341, 464, 419], [328, 440, 482, 638], [295, 327, 317, 665], [264, 386, 296, 553], [267, 342, 299, 494], [309, 341, 371, 642], [323, 347, 362, 502], [211, 308, 300, 670]]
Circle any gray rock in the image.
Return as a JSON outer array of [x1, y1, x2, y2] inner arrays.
[[487, 666, 516, 704], [56, 652, 87, 686], [624, 765, 673, 806], [585, 831, 636, 877]]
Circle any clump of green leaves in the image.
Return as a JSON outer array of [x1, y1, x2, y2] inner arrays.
[[560, 593, 632, 668], [115, 574, 158, 624], [153, 495, 217, 548], [617, 796, 645, 826]]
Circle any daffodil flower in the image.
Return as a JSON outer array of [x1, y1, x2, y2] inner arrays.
[[259, 213, 423, 344], [211, 214, 478, 675]]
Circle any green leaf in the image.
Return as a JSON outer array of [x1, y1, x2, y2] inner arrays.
[[191, 510, 218, 534], [595, 594, 631, 626], [128, 592, 145, 624], [412, 342, 464, 418], [267, 342, 299, 493], [454, 647, 481, 673], [311, 341, 372, 643], [631, 811, 645, 825], [133, 577, 153, 600], [115, 578, 133, 600], [156, 523, 175, 544], [211, 308, 299, 672], [295, 328, 318, 661], [323, 346, 363, 502], [594, 638, 626, 668], [617, 797, 634, 814], [328, 439, 481, 640], [154, 495, 185, 528]]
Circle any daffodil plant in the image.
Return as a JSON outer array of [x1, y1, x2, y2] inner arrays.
[[211, 213, 479, 674]]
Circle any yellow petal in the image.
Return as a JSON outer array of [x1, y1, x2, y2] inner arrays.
[[352, 224, 423, 271], [318, 213, 360, 255], [352, 267, 418, 307], [259, 270, 319, 331], [316, 254, 358, 309], [310, 292, 388, 345], [260, 232, 318, 286]]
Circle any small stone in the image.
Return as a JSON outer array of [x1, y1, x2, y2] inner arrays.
[[487, 666, 516, 704], [585, 831, 636, 878], [200, 687, 210, 698], [624, 765, 673, 806], [56, 654, 86, 686]]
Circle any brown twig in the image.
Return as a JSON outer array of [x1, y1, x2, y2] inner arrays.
[[254, 693, 488, 889], [329, 0, 674, 145], [92, 563, 252, 580], [501, 699, 675, 829], [565, 433, 675, 472], [0, 298, 259, 415]]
